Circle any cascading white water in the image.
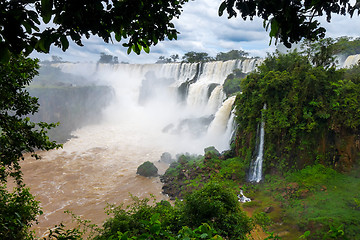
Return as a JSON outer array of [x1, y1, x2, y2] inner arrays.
[[206, 96, 236, 151], [207, 96, 236, 136], [224, 109, 236, 143], [55, 59, 262, 150], [342, 54, 360, 68], [248, 104, 266, 183]]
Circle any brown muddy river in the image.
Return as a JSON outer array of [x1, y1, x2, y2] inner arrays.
[[21, 123, 171, 237]]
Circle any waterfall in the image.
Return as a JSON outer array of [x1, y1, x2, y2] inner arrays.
[[238, 189, 251, 203], [342, 54, 360, 68], [207, 96, 236, 136], [206, 96, 236, 150], [224, 109, 236, 143], [206, 85, 225, 114], [52, 59, 261, 154], [248, 104, 266, 183]]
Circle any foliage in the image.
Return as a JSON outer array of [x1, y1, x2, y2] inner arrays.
[[97, 53, 119, 64], [0, 185, 41, 240], [182, 51, 214, 63], [0, 54, 61, 184], [219, 0, 360, 48], [234, 50, 360, 171], [161, 151, 249, 199], [183, 183, 253, 239], [0, 0, 189, 62], [344, 62, 360, 83], [301, 38, 337, 68], [95, 183, 252, 240], [223, 69, 247, 96], [301, 36, 360, 68], [45, 223, 83, 240], [0, 54, 62, 239], [215, 50, 249, 61], [156, 54, 179, 63], [332, 36, 360, 57]]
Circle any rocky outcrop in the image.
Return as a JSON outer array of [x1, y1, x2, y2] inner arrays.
[[136, 161, 158, 177]]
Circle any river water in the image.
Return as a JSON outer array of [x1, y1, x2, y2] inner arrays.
[[21, 123, 171, 237]]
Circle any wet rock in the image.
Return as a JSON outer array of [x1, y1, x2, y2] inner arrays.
[[136, 161, 158, 177]]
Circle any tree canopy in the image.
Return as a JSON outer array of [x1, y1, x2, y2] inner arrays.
[[216, 50, 249, 61], [219, 0, 360, 47], [0, 0, 189, 62], [98, 52, 119, 64], [182, 51, 214, 63]]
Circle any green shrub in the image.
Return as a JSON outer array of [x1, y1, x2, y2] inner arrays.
[[0, 185, 41, 240], [182, 183, 253, 239]]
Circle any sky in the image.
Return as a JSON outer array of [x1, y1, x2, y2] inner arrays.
[[31, 0, 360, 64]]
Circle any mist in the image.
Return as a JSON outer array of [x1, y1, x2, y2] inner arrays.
[[46, 60, 261, 155]]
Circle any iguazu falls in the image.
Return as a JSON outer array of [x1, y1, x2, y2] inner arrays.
[[21, 58, 262, 235], [8, 49, 358, 239], [2, 1, 360, 239]]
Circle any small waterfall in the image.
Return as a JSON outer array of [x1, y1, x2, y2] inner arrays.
[[224, 109, 236, 143], [207, 96, 236, 136], [248, 104, 266, 183], [238, 189, 251, 203], [342, 54, 360, 68], [206, 85, 225, 114]]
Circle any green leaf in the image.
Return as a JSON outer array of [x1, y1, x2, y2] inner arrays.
[[200, 233, 209, 238], [150, 213, 160, 222], [218, 2, 227, 16], [150, 224, 161, 235], [60, 35, 69, 51], [269, 18, 279, 38], [22, 21, 33, 34], [41, 0, 53, 24], [0, 46, 11, 63], [143, 45, 150, 54], [115, 32, 122, 42]]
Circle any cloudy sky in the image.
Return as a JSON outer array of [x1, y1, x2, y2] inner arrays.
[[31, 0, 360, 64]]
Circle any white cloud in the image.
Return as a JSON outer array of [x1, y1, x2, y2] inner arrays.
[[31, 0, 360, 63]]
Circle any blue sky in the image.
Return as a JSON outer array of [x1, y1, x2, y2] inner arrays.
[[31, 0, 360, 64]]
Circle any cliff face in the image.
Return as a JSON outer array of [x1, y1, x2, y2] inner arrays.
[[28, 86, 114, 142]]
